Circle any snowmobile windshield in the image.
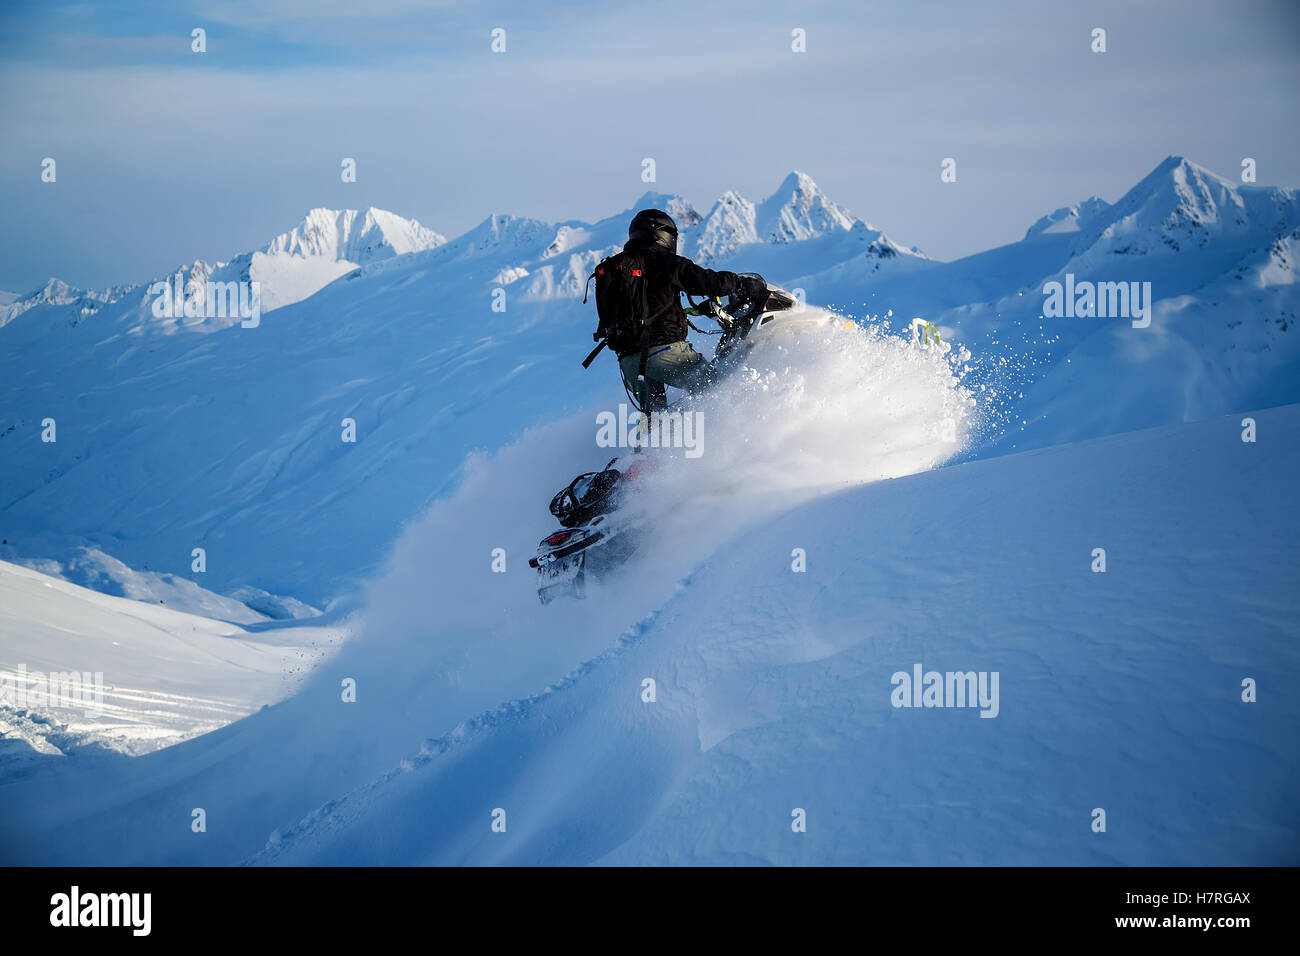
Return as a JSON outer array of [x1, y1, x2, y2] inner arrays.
[[571, 474, 595, 500], [724, 283, 795, 324], [763, 288, 796, 312]]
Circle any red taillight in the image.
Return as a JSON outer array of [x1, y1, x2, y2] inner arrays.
[[545, 531, 573, 545], [630, 269, 642, 276]]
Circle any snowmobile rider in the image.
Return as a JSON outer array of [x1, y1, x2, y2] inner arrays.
[[588, 208, 767, 411]]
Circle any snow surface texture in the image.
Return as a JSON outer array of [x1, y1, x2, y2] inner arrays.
[[248, 405, 1297, 866], [0, 560, 341, 769], [0, 158, 1297, 865], [2, 403, 1293, 865], [13, 546, 319, 625]]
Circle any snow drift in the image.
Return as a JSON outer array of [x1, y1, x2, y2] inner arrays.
[[0, 315, 980, 864], [256, 404, 1300, 865], [0, 560, 339, 768], [354, 313, 975, 731]]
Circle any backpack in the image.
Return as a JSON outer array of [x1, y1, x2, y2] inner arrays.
[[581, 250, 673, 367]]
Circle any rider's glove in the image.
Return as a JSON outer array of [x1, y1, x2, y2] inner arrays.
[[740, 275, 767, 298]]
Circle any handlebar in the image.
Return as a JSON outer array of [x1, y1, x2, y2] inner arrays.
[[687, 274, 767, 326]]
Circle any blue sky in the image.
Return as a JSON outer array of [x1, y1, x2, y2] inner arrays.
[[1, 0, 1297, 291]]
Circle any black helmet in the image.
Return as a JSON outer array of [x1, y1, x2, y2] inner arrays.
[[628, 209, 677, 252]]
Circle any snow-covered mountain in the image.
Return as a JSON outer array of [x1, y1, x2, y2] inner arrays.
[[0, 206, 446, 329], [0, 171, 939, 611], [694, 171, 857, 258], [688, 171, 930, 284], [0, 158, 1297, 867], [0, 277, 128, 328], [1012, 157, 1299, 446], [264, 207, 443, 263], [1075, 156, 1292, 257], [1024, 196, 1111, 238], [1, 160, 1295, 607], [233, 206, 446, 312]]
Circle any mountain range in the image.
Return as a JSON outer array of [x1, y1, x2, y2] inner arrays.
[[0, 157, 1295, 609], [1, 158, 1297, 866]]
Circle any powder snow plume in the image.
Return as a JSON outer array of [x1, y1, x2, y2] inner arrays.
[[334, 312, 978, 741]]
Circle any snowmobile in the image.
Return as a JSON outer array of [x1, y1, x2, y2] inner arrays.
[[528, 454, 654, 604], [529, 277, 809, 604]]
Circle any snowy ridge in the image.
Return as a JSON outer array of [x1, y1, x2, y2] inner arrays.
[[9, 547, 321, 624], [1065, 156, 1297, 269], [0, 206, 445, 327], [2, 158, 1297, 608], [688, 171, 926, 273], [245, 407, 1300, 865], [757, 170, 857, 243], [692, 190, 760, 261], [0, 277, 126, 328], [1024, 196, 1111, 238], [0, 559, 340, 767], [263, 207, 445, 264]]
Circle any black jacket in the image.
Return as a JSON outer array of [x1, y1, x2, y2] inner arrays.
[[622, 239, 745, 350]]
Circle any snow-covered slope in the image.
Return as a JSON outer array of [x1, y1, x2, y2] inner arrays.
[[0, 559, 341, 768], [230, 404, 1300, 866], [3, 401, 1293, 865], [800, 157, 1299, 451], [1024, 196, 1112, 237], [0, 160, 1295, 612], [0, 173, 933, 608], [10, 547, 319, 624], [0, 308, 973, 860], [4, 156, 1295, 868]]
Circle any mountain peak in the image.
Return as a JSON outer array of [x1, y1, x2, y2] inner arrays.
[[1144, 155, 1235, 192], [1056, 157, 1297, 271], [625, 191, 703, 231], [774, 170, 819, 196], [0, 276, 115, 327], [264, 207, 445, 265], [628, 190, 677, 213], [756, 170, 856, 244]]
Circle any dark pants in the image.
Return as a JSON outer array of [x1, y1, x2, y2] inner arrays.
[[618, 341, 715, 411]]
